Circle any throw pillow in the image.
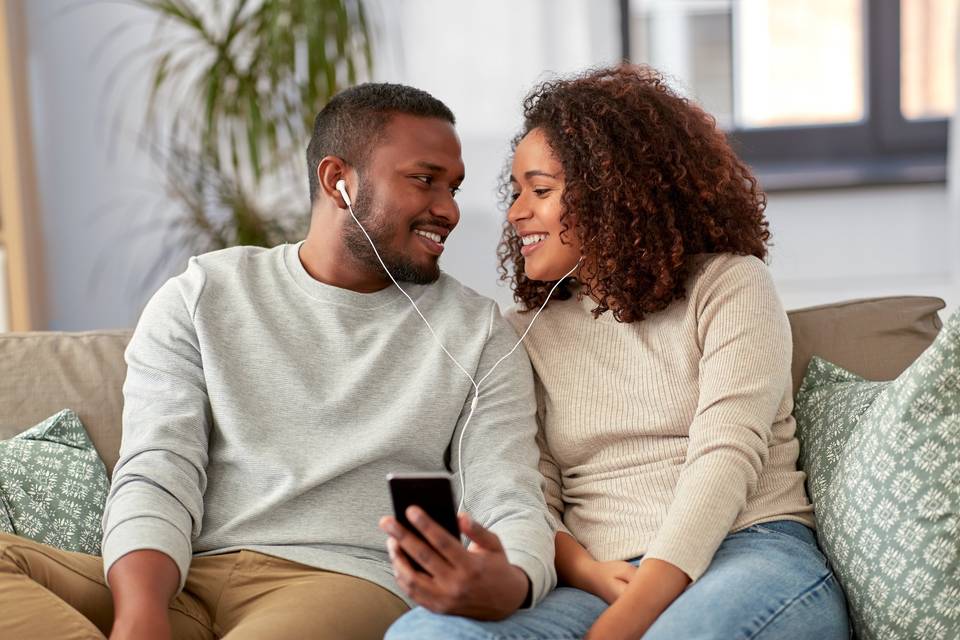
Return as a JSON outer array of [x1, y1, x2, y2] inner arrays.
[[0, 409, 109, 554], [794, 307, 960, 640]]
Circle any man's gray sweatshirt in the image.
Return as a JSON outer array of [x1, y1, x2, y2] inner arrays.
[[101, 242, 556, 605]]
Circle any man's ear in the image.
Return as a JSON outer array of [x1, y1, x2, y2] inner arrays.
[[317, 156, 354, 210]]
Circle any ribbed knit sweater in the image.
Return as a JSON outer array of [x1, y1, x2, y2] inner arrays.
[[505, 253, 815, 581]]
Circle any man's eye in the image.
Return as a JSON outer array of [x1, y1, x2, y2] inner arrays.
[[450, 186, 461, 196], [414, 175, 433, 185]]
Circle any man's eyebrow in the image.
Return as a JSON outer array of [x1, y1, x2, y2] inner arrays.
[[414, 161, 465, 182]]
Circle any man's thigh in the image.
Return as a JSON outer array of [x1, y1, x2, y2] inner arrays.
[[218, 552, 408, 640], [0, 532, 213, 640], [386, 586, 608, 640]]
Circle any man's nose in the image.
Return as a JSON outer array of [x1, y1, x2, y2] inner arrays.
[[431, 191, 460, 227]]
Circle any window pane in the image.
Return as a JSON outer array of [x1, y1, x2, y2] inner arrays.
[[735, 0, 864, 128], [901, 0, 958, 120], [628, 0, 864, 130], [628, 0, 735, 128]]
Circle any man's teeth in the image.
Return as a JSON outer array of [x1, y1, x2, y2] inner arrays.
[[522, 233, 547, 246], [414, 230, 443, 244]]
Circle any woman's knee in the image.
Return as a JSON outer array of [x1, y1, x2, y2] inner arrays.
[[385, 607, 488, 640]]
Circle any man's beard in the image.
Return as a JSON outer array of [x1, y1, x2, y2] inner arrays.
[[342, 183, 441, 285]]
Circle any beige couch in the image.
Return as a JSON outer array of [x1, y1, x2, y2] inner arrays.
[[0, 296, 945, 478]]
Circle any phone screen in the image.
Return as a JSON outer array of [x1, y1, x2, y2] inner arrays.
[[387, 473, 459, 570]]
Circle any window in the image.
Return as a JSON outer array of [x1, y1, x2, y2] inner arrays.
[[621, 0, 957, 189]]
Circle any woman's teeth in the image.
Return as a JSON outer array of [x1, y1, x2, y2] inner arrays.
[[522, 233, 547, 246], [414, 230, 443, 244]]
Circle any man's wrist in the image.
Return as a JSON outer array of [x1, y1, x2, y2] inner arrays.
[[520, 573, 533, 608]]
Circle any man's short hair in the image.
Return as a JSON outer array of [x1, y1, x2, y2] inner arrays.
[[305, 83, 456, 203]]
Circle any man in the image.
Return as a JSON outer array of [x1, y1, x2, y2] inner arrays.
[[0, 83, 555, 639]]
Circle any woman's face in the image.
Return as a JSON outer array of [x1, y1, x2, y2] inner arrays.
[[507, 128, 582, 282]]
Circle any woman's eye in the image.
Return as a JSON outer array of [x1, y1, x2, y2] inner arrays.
[[533, 188, 551, 198], [509, 192, 520, 203]]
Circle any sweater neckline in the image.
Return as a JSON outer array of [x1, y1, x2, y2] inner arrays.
[[282, 241, 425, 309]]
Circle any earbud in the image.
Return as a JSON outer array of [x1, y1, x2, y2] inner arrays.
[[335, 179, 352, 207]]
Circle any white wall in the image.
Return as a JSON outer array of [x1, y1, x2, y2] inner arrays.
[[26, 0, 164, 330], [22, 0, 959, 330]]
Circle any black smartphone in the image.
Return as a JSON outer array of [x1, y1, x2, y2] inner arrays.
[[387, 473, 460, 571]]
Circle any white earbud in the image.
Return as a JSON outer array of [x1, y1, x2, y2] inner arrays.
[[335, 179, 352, 207]]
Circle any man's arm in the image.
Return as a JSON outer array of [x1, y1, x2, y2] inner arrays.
[[101, 258, 212, 633], [382, 303, 556, 617], [107, 550, 179, 640]]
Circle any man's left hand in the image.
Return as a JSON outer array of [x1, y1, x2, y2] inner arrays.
[[379, 508, 529, 620]]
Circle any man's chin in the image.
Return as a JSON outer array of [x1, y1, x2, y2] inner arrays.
[[387, 259, 441, 285]]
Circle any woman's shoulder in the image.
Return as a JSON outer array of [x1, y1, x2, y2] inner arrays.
[[501, 303, 528, 338], [689, 253, 773, 293]]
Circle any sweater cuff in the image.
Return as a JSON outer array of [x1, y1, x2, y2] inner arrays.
[[504, 548, 553, 608], [102, 517, 192, 592]]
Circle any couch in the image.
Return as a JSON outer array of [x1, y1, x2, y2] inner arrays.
[[1, 295, 944, 474], [0, 295, 947, 638]]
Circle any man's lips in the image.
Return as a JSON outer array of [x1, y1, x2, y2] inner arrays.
[[413, 229, 445, 255]]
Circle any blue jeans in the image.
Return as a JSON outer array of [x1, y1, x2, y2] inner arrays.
[[386, 520, 851, 640]]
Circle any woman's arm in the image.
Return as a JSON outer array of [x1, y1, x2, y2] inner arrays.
[[585, 558, 690, 640], [556, 531, 637, 604]]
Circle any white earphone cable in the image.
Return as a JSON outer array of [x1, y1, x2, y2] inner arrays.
[[339, 181, 577, 512]]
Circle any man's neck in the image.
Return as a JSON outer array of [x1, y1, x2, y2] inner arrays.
[[299, 230, 392, 294]]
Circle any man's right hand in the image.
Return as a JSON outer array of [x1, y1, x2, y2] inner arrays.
[[106, 549, 180, 640]]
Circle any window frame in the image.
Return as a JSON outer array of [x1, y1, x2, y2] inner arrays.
[[619, 0, 949, 190]]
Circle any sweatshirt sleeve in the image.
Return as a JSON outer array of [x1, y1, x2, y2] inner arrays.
[[642, 257, 792, 581], [454, 304, 558, 607], [101, 257, 211, 592]]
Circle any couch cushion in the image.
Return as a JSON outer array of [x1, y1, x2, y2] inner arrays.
[[0, 331, 131, 475], [793, 307, 960, 639], [0, 409, 109, 554], [787, 296, 945, 396]]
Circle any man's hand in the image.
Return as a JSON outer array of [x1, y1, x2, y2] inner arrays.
[[379, 508, 529, 620]]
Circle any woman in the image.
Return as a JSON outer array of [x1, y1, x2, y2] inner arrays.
[[388, 64, 850, 639]]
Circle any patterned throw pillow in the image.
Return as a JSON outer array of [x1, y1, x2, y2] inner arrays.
[[794, 308, 960, 640], [0, 409, 109, 554]]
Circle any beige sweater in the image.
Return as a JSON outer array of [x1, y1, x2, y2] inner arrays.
[[504, 254, 814, 582]]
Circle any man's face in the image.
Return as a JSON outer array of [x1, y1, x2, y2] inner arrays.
[[343, 114, 465, 285]]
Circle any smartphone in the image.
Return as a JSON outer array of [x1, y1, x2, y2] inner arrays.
[[387, 472, 460, 571]]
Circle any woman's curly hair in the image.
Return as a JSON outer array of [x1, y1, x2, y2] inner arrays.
[[497, 64, 770, 323]]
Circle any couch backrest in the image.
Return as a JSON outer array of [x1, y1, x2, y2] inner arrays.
[[0, 296, 946, 475], [0, 330, 131, 474]]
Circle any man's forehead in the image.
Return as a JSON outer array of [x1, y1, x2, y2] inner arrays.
[[371, 114, 464, 173]]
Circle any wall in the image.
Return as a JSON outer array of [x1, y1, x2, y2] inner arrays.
[[22, 0, 959, 330]]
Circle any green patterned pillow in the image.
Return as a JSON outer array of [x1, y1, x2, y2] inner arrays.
[[794, 308, 960, 640], [0, 409, 109, 554]]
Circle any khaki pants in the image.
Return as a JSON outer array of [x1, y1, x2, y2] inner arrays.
[[0, 532, 408, 639]]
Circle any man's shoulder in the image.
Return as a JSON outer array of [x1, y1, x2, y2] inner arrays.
[[428, 273, 498, 312], [190, 244, 281, 275]]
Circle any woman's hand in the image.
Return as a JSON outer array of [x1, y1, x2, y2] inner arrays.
[[585, 598, 648, 640], [554, 532, 636, 603], [585, 558, 692, 640], [581, 559, 637, 604]]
